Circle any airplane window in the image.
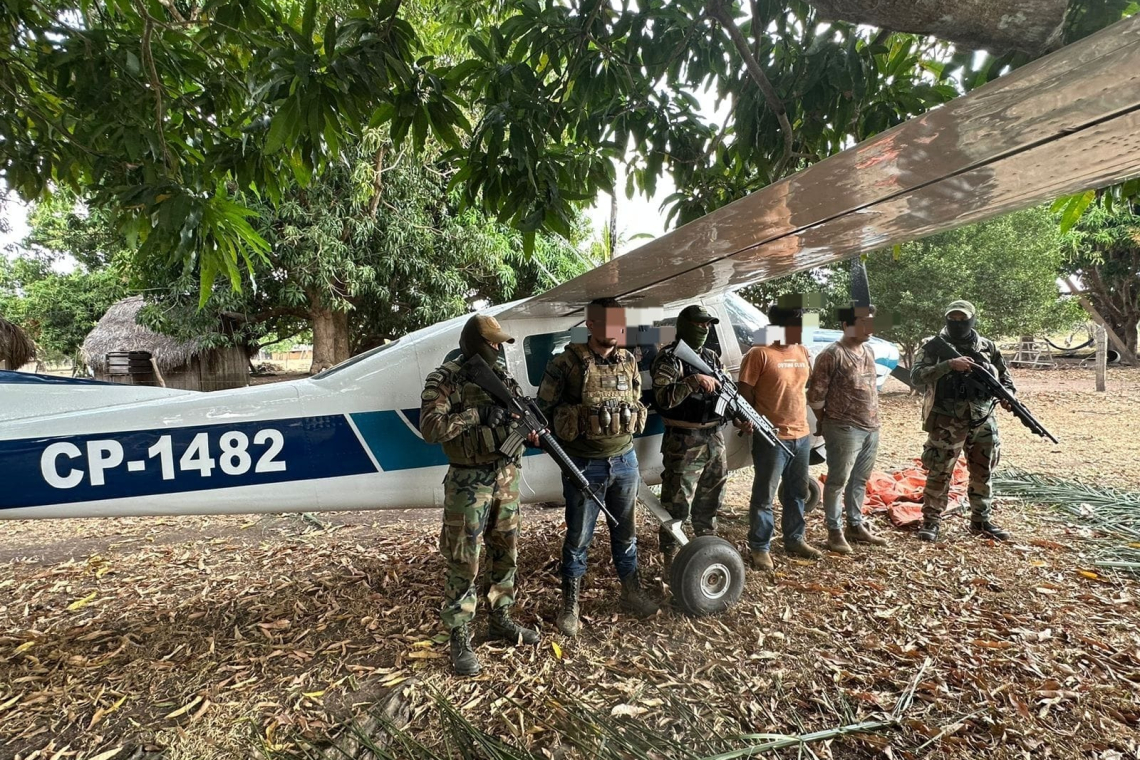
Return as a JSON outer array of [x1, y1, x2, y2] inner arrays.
[[522, 318, 724, 387], [724, 293, 769, 354], [524, 330, 573, 387], [311, 338, 402, 380]]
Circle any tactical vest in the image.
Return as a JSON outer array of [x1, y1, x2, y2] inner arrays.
[[553, 344, 647, 441], [432, 361, 525, 466], [926, 336, 996, 403], [655, 343, 722, 425]]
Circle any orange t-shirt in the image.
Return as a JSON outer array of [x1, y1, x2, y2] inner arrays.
[[738, 344, 811, 439]]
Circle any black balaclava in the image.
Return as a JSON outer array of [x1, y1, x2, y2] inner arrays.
[[945, 316, 976, 342]]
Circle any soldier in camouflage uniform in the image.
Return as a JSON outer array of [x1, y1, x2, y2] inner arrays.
[[911, 300, 1015, 543], [650, 305, 734, 572], [420, 314, 540, 676], [537, 297, 660, 638]]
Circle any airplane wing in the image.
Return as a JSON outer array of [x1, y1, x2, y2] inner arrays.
[[0, 371, 192, 423], [500, 14, 1140, 319]]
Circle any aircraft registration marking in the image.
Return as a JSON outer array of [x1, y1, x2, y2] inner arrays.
[[40, 429, 288, 489], [2, 415, 376, 510]]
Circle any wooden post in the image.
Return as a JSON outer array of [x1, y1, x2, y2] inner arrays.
[[1096, 325, 1107, 392]]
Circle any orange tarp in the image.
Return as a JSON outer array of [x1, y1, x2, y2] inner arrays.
[[819, 459, 969, 529]]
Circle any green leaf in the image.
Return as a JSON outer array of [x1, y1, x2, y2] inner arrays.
[[301, 0, 317, 41], [265, 98, 298, 155], [467, 34, 495, 63], [1058, 189, 1096, 234], [324, 16, 338, 57]]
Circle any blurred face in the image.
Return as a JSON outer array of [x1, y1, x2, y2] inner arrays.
[[843, 309, 876, 343], [586, 306, 626, 348], [947, 310, 969, 322]]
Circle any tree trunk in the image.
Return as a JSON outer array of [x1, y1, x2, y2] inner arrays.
[[1124, 313, 1139, 354], [310, 307, 352, 374], [806, 0, 1068, 55]]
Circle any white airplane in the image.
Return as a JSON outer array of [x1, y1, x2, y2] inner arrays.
[[3, 15, 1140, 614]]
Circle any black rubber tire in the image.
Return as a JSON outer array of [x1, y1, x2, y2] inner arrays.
[[804, 477, 822, 513], [669, 536, 746, 617], [781, 476, 823, 514]]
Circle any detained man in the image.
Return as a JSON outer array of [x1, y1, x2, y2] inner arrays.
[[806, 305, 888, 554]]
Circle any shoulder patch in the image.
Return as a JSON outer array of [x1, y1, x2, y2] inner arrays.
[[421, 388, 440, 401]]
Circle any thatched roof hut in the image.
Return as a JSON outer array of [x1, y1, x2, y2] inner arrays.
[[82, 296, 248, 391], [0, 315, 35, 370]]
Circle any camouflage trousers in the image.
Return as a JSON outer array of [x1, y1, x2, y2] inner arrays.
[[920, 414, 1001, 523], [439, 462, 520, 630], [658, 426, 728, 553]]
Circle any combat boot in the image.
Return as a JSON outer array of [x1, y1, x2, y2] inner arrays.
[[488, 607, 540, 646], [750, 549, 773, 571], [786, 538, 824, 560], [917, 520, 940, 542], [448, 624, 481, 676], [845, 523, 887, 546], [826, 529, 853, 554], [970, 520, 1011, 541], [619, 571, 660, 618], [661, 545, 676, 576], [556, 577, 581, 638]]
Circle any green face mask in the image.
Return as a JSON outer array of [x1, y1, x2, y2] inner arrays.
[[677, 318, 709, 350]]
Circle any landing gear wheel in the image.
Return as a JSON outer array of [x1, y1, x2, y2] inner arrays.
[[669, 536, 746, 617], [804, 477, 822, 514], [781, 477, 823, 514]]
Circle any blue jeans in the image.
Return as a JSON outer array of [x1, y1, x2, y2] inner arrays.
[[821, 420, 880, 531], [562, 449, 640, 581], [748, 435, 812, 552]]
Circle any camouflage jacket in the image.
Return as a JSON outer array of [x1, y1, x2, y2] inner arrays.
[[651, 342, 725, 425], [420, 360, 524, 466], [912, 330, 1015, 429]]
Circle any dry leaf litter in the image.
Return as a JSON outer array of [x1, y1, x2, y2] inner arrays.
[[1, 367, 1138, 759]]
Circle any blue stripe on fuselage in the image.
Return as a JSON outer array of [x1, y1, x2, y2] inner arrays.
[[2, 408, 670, 509], [350, 409, 666, 472], [1, 415, 375, 510]]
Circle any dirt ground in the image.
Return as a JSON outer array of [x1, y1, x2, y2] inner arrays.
[[1, 366, 1139, 759]]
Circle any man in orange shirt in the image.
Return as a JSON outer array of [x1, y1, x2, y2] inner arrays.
[[738, 304, 822, 570]]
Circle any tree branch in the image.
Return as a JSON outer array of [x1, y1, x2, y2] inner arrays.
[[368, 145, 387, 218], [222, 306, 309, 324], [708, 0, 795, 179], [135, 0, 173, 173]]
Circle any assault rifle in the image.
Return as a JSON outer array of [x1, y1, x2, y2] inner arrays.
[[672, 340, 794, 457], [938, 339, 1059, 444], [463, 354, 618, 526]]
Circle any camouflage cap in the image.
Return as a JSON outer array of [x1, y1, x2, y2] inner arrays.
[[678, 304, 720, 324], [944, 300, 976, 319], [469, 314, 515, 344]]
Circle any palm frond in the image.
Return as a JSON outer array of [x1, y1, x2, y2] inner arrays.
[[994, 469, 1140, 575]]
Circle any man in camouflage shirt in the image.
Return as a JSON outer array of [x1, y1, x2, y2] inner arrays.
[[537, 297, 659, 637], [650, 305, 734, 571], [420, 314, 540, 676], [806, 304, 888, 554], [911, 300, 1015, 543]]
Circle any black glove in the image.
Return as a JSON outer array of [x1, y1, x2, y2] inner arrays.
[[478, 405, 507, 428]]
